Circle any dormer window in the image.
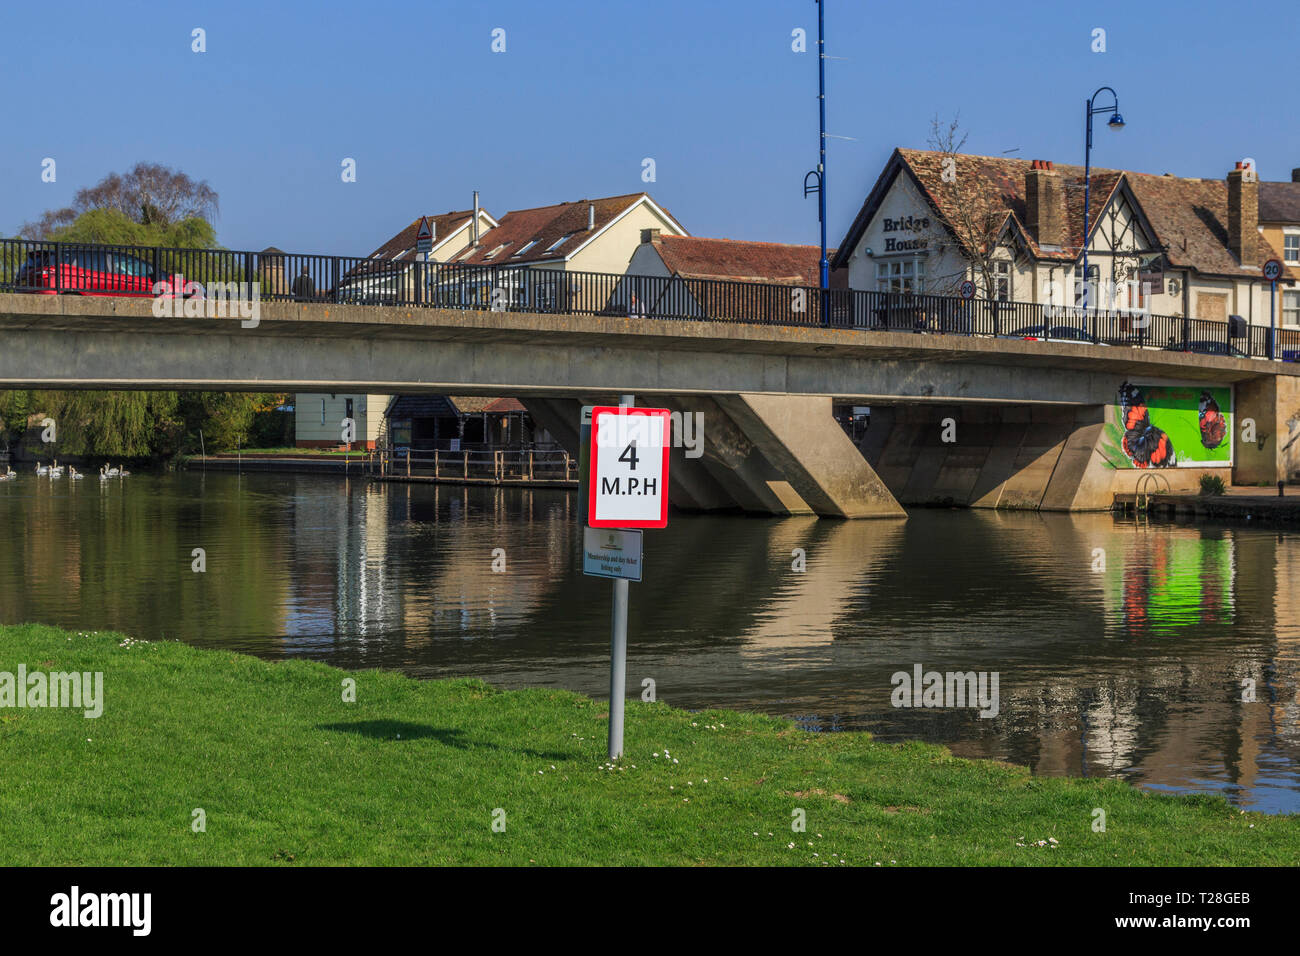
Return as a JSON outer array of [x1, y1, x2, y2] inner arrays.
[[545, 234, 573, 253], [483, 243, 509, 261], [512, 239, 539, 258]]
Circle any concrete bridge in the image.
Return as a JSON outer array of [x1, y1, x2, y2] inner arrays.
[[3, 291, 1298, 518]]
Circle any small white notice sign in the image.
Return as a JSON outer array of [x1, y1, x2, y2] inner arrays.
[[582, 526, 643, 582]]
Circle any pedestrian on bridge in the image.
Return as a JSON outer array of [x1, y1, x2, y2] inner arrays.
[[292, 266, 315, 301]]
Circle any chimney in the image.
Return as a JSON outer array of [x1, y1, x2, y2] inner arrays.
[[1025, 159, 1064, 248], [588, 203, 596, 230], [640, 228, 662, 244], [472, 190, 480, 247], [1227, 163, 1258, 264]]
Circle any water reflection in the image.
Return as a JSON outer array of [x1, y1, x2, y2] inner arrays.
[[0, 473, 1297, 812]]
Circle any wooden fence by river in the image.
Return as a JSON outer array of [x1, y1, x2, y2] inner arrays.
[[189, 447, 579, 488]]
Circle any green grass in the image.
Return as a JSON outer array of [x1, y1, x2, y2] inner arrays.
[[2, 623, 1296, 866]]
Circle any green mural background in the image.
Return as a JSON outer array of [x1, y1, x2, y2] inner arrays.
[[1101, 384, 1233, 469]]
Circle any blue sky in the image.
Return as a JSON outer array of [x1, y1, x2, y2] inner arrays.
[[2, 0, 1296, 257]]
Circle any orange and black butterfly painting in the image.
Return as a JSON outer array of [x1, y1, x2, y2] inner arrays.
[[1198, 390, 1227, 450], [1117, 383, 1177, 468]]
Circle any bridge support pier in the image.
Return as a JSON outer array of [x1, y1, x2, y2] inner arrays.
[[714, 394, 906, 519], [1234, 375, 1300, 486], [522, 393, 905, 519]]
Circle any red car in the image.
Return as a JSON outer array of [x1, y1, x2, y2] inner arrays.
[[15, 247, 162, 296]]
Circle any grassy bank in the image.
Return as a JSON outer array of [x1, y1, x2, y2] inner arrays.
[[1, 623, 1296, 866]]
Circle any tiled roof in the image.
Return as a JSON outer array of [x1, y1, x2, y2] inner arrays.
[[452, 193, 686, 266], [387, 395, 458, 419], [365, 210, 485, 260], [649, 235, 837, 286], [1261, 182, 1300, 223], [449, 396, 521, 414], [836, 148, 1288, 279], [1126, 170, 1259, 278]]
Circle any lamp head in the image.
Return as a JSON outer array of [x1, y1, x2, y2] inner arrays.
[[1107, 112, 1125, 130]]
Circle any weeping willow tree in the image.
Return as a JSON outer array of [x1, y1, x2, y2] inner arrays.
[[0, 390, 33, 455], [3, 166, 280, 459], [32, 390, 183, 458]]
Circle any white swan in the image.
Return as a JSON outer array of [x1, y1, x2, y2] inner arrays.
[[49, 459, 64, 478], [106, 464, 120, 477], [0, 466, 15, 481], [69, 466, 83, 480], [99, 466, 109, 481], [118, 465, 131, 477], [35, 462, 49, 476]]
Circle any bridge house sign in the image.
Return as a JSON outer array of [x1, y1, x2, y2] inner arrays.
[[881, 215, 930, 253]]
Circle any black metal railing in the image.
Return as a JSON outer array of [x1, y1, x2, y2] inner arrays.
[[2, 237, 1295, 361]]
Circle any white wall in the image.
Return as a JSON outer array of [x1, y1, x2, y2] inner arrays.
[[295, 393, 386, 445]]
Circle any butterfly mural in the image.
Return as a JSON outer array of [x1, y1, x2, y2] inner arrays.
[[1198, 390, 1227, 450], [1118, 382, 1176, 468]]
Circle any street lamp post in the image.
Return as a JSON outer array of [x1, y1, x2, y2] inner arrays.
[[803, 1, 829, 325], [816, 0, 827, 294], [1082, 87, 1124, 311]]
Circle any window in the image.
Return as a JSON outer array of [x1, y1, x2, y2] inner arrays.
[[993, 261, 1012, 302], [545, 234, 572, 253], [345, 398, 354, 421], [875, 258, 925, 293], [114, 254, 153, 277], [320, 399, 326, 426], [512, 239, 539, 258], [1196, 292, 1229, 322], [1285, 233, 1300, 265], [1284, 291, 1300, 328], [392, 249, 409, 260], [483, 243, 509, 261]]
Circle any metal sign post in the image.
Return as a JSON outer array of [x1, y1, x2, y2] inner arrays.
[[1264, 260, 1282, 361], [416, 218, 434, 306], [610, 394, 632, 761], [581, 397, 671, 760]]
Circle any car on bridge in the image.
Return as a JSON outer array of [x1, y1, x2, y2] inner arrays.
[[1162, 340, 1248, 359], [14, 247, 162, 296]]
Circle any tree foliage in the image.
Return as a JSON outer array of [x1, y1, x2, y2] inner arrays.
[[0, 390, 33, 453], [925, 115, 1011, 298], [3, 166, 289, 460], [45, 207, 219, 249], [20, 163, 219, 240]]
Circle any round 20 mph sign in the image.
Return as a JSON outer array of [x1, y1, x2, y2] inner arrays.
[[588, 406, 671, 528], [1263, 259, 1283, 282]]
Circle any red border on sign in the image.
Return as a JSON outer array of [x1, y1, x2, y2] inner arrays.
[[588, 406, 671, 529], [1263, 259, 1282, 282]]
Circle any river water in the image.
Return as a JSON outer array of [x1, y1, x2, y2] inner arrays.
[[2, 471, 1297, 812]]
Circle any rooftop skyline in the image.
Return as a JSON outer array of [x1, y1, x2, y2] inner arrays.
[[2, 0, 1295, 257]]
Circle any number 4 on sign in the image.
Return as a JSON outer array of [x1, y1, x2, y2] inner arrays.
[[588, 406, 671, 529]]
